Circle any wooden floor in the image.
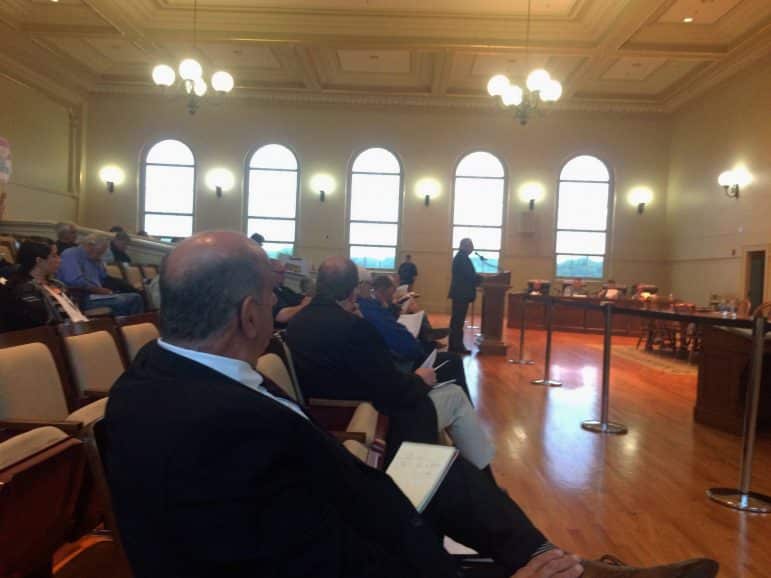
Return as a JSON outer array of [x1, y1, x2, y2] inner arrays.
[[454, 321, 771, 578]]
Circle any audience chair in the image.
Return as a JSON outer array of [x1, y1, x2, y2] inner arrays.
[[263, 331, 388, 454], [0, 235, 17, 262], [121, 263, 145, 292], [752, 302, 771, 319], [58, 319, 128, 400], [105, 263, 123, 280], [139, 263, 158, 281], [0, 326, 107, 438], [0, 427, 87, 578], [115, 312, 160, 361]]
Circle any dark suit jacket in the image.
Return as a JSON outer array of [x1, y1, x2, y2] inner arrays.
[[104, 341, 459, 578], [448, 252, 481, 303], [286, 295, 439, 456]]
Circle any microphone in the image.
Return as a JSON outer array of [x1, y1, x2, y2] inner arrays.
[[474, 251, 488, 261]]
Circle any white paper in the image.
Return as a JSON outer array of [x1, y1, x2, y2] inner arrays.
[[398, 311, 424, 338], [386, 442, 458, 512], [419, 349, 437, 369]]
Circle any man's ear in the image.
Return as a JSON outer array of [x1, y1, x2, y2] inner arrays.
[[239, 295, 261, 340]]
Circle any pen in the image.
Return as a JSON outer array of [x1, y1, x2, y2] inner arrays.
[[433, 360, 449, 371]]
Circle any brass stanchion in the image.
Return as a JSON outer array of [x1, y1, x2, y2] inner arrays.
[[581, 302, 627, 434], [509, 296, 534, 365], [531, 296, 562, 386], [707, 314, 771, 513]]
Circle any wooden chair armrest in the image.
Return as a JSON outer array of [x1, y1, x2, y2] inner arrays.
[[0, 419, 83, 436], [330, 431, 367, 444]]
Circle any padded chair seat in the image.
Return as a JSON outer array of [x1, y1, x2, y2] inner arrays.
[[0, 426, 68, 470], [66, 398, 108, 428], [342, 439, 370, 462], [64, 331, 125, 394], [120, 322, 159, 360], [345, 402, 378, 445]]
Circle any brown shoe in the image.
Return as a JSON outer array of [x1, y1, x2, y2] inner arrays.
[[581, 554, 718, 578]]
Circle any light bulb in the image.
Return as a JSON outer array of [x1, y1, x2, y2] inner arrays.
[[310, 173, 336, 194], [193, 77, 207, 97], [152, 64, 175, 87], [526, 68, 551, 92], [211, 70, 234, 93], [179, 58, 202, 81], [518, 181, 545, 203], [416, 178, 441, 199], [501, 84, 523, 107], [628, 186, 653, 206], [718, 170, 734, 187], [540, 79, 562, 102], [205, 168, 235, 193], [487, 74, 510, 97]]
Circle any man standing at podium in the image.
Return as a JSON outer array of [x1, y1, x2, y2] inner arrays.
[[448, 238, 482, 354]]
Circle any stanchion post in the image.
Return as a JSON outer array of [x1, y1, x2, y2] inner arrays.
[[581, 302, 627, 434], [509, 295, 534, 365], [707, 314, 771, 513], [531, 296, 562, 386]]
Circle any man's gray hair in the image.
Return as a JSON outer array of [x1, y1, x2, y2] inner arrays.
[[54, 221, 76, 239], [82, 234, 108, 248], [159, 250, 267, 344]]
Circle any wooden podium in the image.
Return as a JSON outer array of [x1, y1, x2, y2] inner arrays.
[[475, 271, 511, 355]]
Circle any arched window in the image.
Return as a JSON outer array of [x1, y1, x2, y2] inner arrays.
[[555, 155, 611, 279], [452, 151, 505, 270], [141, 139, 195, 239], [348, 147, 401, 269], [246, 144, 298, 258]]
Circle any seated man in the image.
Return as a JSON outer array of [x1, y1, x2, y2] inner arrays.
[[270, 259, 310, 329], [54, 221, 78, 255], [359, 274, 471, 401], [57, 234, 144, 317], [288, 257, 494, 469], [103, 231, 716, 578]]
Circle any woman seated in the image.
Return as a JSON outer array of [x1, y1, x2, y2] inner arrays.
[[2, 239, 87, 332]]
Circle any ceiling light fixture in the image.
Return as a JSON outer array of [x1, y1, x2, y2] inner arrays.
[[151, 0, 234, 114], [487, 0, 562, 125], [683, 17, 694, 23]]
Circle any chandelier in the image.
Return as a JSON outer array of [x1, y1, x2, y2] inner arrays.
[[486, 0, 562, 125], [151, 0, 234, 114]]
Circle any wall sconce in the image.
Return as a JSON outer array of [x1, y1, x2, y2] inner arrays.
[[205, 168, 235, 198], [310, 173, 335, 202], [518, 181, 544, 211], [628, 186, 653, 214], [416, 177, 441, 206], [99, 165, 125, 193], [718, 168, 751, 199]]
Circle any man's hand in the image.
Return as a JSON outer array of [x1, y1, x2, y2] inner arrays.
[[511, 550, 583, 578], [92, 287, 113, 295], [414, 367, 436, 386]]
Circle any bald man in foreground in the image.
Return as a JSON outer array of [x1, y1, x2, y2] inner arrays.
[[103, 232, 717, 578]]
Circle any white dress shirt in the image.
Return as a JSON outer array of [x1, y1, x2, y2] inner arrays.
[[157, 338, 307, 420]]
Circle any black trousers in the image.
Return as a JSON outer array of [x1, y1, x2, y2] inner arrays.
[[427, 457, 546, 576], [449, 299, 471, 351]]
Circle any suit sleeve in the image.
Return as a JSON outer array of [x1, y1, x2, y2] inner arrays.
[[344, 317, 430, 414]]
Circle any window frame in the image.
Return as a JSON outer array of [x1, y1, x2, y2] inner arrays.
[[138, 138, 197, 239], [553, 154, 614, 280], [346, 146, 404, 271], [451, 149, 508, 269], [243, 143, 301, 256]]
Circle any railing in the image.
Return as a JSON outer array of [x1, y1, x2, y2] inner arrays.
[[509, 293, 770, 514]]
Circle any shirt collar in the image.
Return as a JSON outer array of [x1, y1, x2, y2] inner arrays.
[[157, 338, 264, 388]]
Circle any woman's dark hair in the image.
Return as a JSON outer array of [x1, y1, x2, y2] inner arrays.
[[17, 240, 55, 276]]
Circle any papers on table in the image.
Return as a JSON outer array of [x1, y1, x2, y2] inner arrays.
[[386, 442, 459, 512], [398, 310, 424, 338]]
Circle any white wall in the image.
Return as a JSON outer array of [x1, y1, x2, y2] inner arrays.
[[82, 93, 672, 310]]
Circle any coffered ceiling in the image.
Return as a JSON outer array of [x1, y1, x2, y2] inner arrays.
[[1, 0, 769, 112]]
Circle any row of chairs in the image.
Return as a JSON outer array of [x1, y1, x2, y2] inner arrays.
[[0, 313, 160, 440]]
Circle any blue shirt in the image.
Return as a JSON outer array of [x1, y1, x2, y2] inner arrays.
[[357, 297, 424, 362], [57, 246, 107, 289]]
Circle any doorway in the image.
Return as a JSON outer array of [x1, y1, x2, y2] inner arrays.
[[746, 250, 766, 312]]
